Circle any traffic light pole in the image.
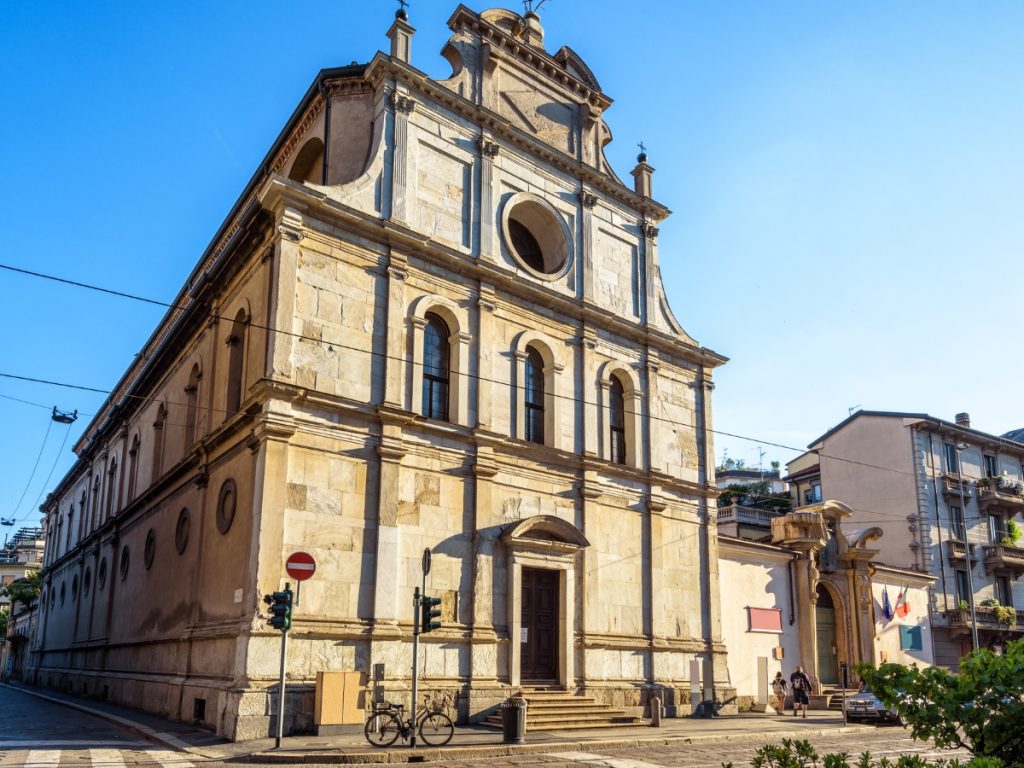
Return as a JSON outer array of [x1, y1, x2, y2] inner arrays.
[[410, 586, 420, 749], [274, 582, 292, 750]]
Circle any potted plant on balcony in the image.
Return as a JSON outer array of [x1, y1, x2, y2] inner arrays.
[[977, 476, 992, 489], [958, 599, 969, 610], [979, 597, 998, 608], [999, 518, 1022, 547], [994, 604, 1017, 626]]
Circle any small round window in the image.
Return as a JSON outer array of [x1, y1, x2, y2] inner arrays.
[[144, 529, 156, 570], [217, 479, 237, 535], [98, 558, 108, 589], [500, 194, 571, 279], [83, 567, 92, 597], [119, 546, 130, 580], [175, 508, 190, 554]]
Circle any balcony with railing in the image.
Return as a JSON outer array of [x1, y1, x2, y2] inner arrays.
[[717, 504, 787, 541], [981, 543, 1024, 578], [944, 539, 972, 564], [944, 606, 1024, 635], [977, 478, 1024, 511], [940, 474, 973, 501]]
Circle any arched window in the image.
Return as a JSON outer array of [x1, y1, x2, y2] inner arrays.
[[127, 433, 140, 502], [609, 375, 627, 465], [65, 505, 74, 552], [152, 403, 166, 480], [105, 456, 118, 521], [421, 313, 450, 421], [226, 311, 247, 417], [524, 347, 545, 444], [91, 475, 101, 530], [184, 364, 201, 446]]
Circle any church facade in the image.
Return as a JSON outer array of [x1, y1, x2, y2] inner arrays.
[[34, 6, 730, 739]]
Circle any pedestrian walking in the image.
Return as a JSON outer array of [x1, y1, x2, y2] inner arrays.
[[790, 665, 811, 718], [771, 671, 787, 714]]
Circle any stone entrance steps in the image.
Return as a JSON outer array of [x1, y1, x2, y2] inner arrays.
[[482, 684, 648, 731], [821, 688, 853, 710]]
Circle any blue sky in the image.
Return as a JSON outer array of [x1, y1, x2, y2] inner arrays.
[[1, 1, 1022, 529]]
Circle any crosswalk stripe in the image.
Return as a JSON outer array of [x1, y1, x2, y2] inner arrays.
[[25, 751, 61, 768], [0, 742, 147, 749], [142, 749, 195, 768]]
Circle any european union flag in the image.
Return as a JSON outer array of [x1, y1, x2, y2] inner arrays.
[[882, 585, 893, 622]]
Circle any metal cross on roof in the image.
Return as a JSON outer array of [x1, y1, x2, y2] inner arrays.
[[523, 0, 550, 14], [397, 0, 408, 12], [637, 141, 647, 155]]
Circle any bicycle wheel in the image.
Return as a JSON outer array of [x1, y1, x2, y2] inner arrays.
[[418, 711, 454, 746], [364, 711, 402, 747]]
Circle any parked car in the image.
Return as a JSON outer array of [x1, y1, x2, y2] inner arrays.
[[846, 687, 904, 724]]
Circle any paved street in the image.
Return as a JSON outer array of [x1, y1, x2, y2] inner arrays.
[[0, 686, 193, 768], [0, 684, 971, 768]]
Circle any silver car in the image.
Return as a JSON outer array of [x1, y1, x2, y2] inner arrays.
[[846, 687, 904, 724]]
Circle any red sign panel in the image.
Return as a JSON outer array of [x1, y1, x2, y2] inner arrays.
[[748, 607, 783, 633], [285, 551, 316, 581]]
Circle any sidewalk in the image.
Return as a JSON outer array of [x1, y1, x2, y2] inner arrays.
[[3, 683, 879, 764]]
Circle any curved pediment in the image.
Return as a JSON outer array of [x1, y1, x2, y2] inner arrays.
[[500, 514, 590, 549]]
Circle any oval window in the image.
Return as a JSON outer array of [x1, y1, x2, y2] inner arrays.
[[144, 529, 156, 570], [500, 194, 571, 279], [217, 479, 237, 535], [175, 508, 190, 554], [119, 546, 130, 580]]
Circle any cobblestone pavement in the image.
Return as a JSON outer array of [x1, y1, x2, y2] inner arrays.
[[353, 730, 970, 768]]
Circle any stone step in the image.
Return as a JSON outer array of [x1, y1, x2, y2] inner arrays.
[[516, 700, 613, 711], [483, 714, 646, 730]]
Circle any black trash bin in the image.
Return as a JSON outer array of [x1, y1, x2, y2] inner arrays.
[[501, 695, 528, 744]]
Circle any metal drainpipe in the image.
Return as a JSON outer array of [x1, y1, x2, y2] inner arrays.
[[926, 431, 950, 612], [788, 555, 797, 625]]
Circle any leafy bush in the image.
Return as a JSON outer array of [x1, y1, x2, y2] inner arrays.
[[0, 570, 40, 610], [720, 738, 1000, 768], [857, 640, 1024, 767]]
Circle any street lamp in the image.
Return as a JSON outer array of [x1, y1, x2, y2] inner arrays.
[[955, 442, 980, 652]]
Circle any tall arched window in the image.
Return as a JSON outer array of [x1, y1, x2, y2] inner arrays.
[[609, 375, 627, 465], [421, 313, 450, 421], [184, 364, 201, 446], [127, 433, 140, 502], [65, 505, 74, 552], [91, 475, 101, 530], [105, 456, 118, 522], [226, 310, 247, 417], [152, 403, 166, 480], [524, 347, 545, 444]]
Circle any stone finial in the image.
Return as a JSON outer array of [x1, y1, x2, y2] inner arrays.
[[520, 10, 545, 48], [631, 159, 654, 198], [387, 9, 415, 63]]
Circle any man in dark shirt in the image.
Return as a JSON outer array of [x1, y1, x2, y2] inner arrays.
[[790, 665, 811, 717]]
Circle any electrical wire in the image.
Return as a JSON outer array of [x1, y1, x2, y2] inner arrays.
[[3, 262, 1024, 536], [10, 417, 52, 520]]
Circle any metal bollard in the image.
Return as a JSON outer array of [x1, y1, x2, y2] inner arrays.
[[650, 695, 663, 727]]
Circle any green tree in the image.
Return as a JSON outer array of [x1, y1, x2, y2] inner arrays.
[[858, 640, 1024, 767], [1, 569, 41, 610], [0, 608, 8, 637]]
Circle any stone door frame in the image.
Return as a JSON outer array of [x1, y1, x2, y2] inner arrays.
[[500, 515, 589, 689]]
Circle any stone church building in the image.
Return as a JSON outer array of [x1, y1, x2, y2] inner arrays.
[[34, 6, 732, 739]]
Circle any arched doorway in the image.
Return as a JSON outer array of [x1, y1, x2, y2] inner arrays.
[[815, 584, 839, 685]]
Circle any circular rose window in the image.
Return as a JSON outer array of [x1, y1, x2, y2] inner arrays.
[[500, 193, 571, 279]]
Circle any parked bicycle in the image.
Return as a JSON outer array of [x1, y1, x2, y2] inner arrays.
[[363, 700, 454, 747]]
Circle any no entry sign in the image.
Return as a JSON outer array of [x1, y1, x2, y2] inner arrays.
[[285, 551, 316, 581]]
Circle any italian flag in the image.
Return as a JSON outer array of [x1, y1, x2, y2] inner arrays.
[[894, 584, 911, 618]]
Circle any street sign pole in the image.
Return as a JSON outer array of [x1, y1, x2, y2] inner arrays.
[[274, 582, 293, 749]]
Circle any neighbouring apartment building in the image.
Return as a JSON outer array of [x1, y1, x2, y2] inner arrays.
[[34, 6, 732, 739], [786, 410, 1024, 668], [0, 527, 45, 682]]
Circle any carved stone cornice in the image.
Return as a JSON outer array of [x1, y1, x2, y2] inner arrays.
[[642, 222, 659, 239], [268, 94, 326, 176], [578, 191, 598, 209]]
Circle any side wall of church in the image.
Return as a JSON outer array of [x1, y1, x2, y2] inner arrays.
[[36, 241, 275, 737]]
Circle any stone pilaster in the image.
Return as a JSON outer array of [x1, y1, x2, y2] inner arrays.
[[389, 89, 415, 225]]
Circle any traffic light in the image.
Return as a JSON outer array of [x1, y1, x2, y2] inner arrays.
[[264, 588, 293, 632], [420, 594, 442, 633]]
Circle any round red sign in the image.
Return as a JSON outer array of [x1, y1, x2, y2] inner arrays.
[[285, 551, 316, 581]]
